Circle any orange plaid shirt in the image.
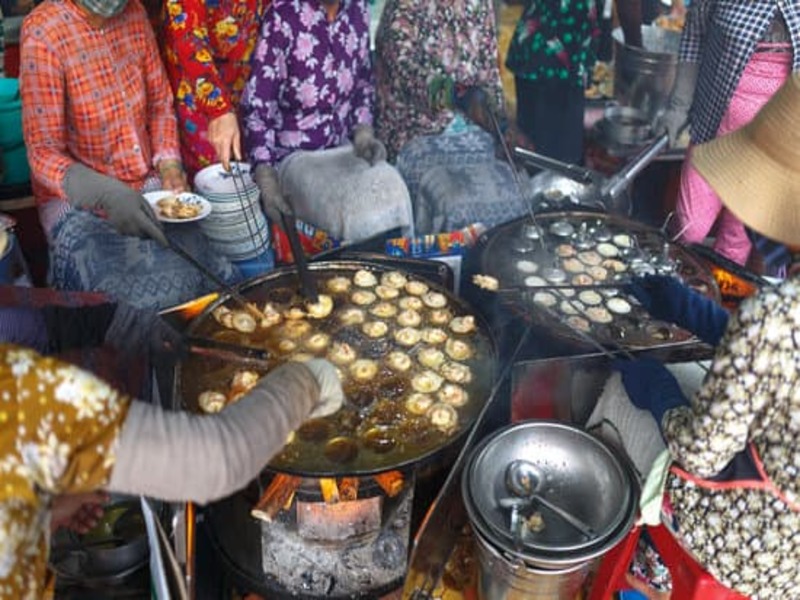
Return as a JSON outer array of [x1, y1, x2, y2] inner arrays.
[[20, 0, 181, 206]]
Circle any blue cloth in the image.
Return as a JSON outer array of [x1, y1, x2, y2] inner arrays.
[[748, 229, 790, 278], [613, 357, 690, 426], [48, 210, 243, 311], [625, 275, 729, 346], [0, 307, 48, 352]]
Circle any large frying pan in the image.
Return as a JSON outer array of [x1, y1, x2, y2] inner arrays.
[[174, 260, 497, 478], [467, 212, 720, 353]]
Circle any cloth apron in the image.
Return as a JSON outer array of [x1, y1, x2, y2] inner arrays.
[[676, 46, 792, 266], [634, 442, 800, 593], [669, 442, 800, 513]]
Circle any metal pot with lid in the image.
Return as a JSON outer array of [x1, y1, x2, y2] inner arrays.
[[462, 421, 638, 598]]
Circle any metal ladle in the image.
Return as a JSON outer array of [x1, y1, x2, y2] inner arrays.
[[504, 460, 597, 540]]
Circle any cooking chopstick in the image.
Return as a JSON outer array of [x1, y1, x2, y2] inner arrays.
[[279, 209, 319, 304], [167, 239, 267, 321], [184, 336, 270, 361], [495, 281, 631, 294], [184, 337, 271, 369]]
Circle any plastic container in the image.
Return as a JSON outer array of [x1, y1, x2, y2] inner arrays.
[[2, 143, 30, 184], [0, 78, 27, 184], [0, 79, 23, 148], [233, 249, 275, 279]]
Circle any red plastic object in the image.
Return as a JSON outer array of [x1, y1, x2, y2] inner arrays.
[[4, 44, 21, 78], [588, 525, 750, 600]]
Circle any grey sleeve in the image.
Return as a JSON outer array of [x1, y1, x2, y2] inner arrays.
[[107, 363, 319, 504]]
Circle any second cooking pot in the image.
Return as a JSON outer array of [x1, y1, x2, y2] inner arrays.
[[462, 421, 638, 571]]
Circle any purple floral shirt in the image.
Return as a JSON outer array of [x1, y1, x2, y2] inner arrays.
[[241, 0, 374, 166]]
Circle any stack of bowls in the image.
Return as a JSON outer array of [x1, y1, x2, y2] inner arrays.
[[194, 162, 270, 262]]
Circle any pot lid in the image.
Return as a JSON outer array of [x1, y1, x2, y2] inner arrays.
[[463, 421, 632, 557]]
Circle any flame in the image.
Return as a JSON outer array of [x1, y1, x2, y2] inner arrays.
[[160, 292, 219, 322], [710, 266, 758, 300]]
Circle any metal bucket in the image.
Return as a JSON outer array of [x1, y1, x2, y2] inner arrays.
[[613, 25, 681, 121], [474, 528, 591, 600]]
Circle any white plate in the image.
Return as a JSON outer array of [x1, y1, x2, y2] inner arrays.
[[144, 191, 212, 223]]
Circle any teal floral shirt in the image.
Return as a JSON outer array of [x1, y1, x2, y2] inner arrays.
[[505, 0, 598, 87]]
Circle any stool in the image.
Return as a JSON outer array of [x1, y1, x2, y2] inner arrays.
[[588, 525, 750, 600]]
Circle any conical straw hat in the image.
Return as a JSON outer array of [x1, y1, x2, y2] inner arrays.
[[692, 73, 800, 246]]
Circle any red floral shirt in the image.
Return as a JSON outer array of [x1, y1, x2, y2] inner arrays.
[[161, 0, 269, 177]]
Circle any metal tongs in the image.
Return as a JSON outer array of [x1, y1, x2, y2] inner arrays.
[[279, 207, 319, 304], [167, 239, 267, 321]]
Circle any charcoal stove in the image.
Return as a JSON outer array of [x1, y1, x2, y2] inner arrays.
[[203, 469, 414, 599], [168, 256, 502, 599]]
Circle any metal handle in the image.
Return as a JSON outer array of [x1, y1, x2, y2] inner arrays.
[[513, 147, 597, 184], [600, 132, 669, 200]]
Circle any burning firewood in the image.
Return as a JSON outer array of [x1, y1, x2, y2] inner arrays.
[[319, 478, 340, 503], [338, 477, 359, 502], [374, 471, 404, 497], [251, 474, 302, 522]]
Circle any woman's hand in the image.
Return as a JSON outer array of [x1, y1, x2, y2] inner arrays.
[[50, 491, 108, 534], [158, 160, 189, 193], [207, 112, 242, 172]]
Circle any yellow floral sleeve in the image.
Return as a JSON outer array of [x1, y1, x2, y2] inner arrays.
[[0, 344, 132, 599]]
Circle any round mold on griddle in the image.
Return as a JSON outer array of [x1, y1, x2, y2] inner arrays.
[[592, 226, 613, 243], [523, 223, 543, 241], [549, 221, 575, 238], [513, 238, 536, 254], [524, 275, 548, 288], [542, 267, 567, 284]]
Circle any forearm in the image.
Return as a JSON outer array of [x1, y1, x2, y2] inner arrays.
[[616, 0, 642, 48], [144, 27, 182, 164], [348, 67, 376, 133], [107, 363, 319, 504], [20, 35, 75, 198]]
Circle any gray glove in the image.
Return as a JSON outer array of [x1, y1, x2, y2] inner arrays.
[[63, 163, 168, 246], [303, 358, 345, 418], [656, 61, 699, 145], [103, 303, 182, 357], [107, 362, 321, 504], [353, 125, 387, 165], [254, 163, 291, 223]]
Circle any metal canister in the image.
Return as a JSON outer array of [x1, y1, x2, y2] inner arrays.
[[612, 25, 680, 122], [462, 421, 639, 600]]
